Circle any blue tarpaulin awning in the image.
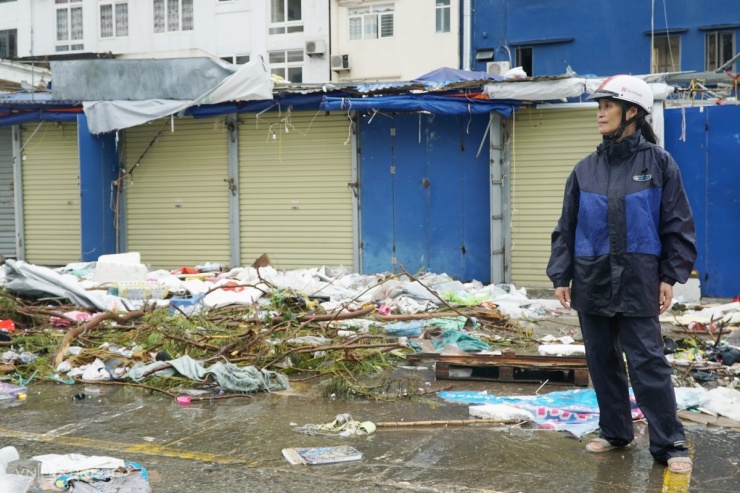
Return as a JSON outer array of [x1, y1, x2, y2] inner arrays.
[[320, 94, 517, 117]]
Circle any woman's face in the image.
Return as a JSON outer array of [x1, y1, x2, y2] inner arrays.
[[597, 98, 639, 138], [597, 98, 623, 137]]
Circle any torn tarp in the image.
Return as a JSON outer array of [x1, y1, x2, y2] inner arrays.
[[127, 355, 289, 393], [321, 94, 517, 117], [3, 259, 122, 312], [438, 388, 645, 438], [82, 57, 273, 134]]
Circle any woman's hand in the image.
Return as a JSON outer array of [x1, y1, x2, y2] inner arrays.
[[555, 287, 572, 310], [659, 282, 673, 314]]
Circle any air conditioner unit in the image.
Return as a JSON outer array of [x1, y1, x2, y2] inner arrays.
[[486, 61, 511, 76], [305, 39, 326, 56], [331, 54, 351, 71]]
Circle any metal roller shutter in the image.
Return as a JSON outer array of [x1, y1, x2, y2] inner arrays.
[[238, 111, 353, 269], [124, 117, 230, 269], [510, 107, 601, 286], [0, 126, 16, 258], [21, 122, 80, 265]]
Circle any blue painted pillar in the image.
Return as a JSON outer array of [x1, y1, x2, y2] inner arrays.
[[78, 113, 119, 261]]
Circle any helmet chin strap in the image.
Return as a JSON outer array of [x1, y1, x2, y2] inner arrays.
[[606, 102, 642, 155]]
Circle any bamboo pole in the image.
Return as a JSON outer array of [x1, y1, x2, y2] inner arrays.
[[375, 418, 526, 427]]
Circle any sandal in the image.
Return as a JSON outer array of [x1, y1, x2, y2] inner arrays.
[[585, 438, 625, 453], [667, 456, 693, 474]]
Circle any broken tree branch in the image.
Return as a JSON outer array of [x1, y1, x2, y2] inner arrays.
[[52, 308, 146, 368]]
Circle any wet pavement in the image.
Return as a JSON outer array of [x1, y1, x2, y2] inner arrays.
[[2, 315, 739, 492]]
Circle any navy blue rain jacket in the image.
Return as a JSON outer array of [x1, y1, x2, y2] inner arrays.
[[546, 130, 697, 317]]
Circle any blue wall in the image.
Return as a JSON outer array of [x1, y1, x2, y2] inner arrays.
[[359, 113, 492, 282], [78, 114, 119, 261], [471, 0, 740, 76], [664, 104, 740, 298]]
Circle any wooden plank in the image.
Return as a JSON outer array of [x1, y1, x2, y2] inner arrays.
[[408, 352, 588, 369], [435, 362, 589, 386]]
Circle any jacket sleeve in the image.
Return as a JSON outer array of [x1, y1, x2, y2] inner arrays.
[[659, 153, 697, 284], [547, 170, 579, 288]]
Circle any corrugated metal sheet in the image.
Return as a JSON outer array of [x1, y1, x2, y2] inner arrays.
[[21, 122, 80, 264], [125, 117, 230, 269], [238, 111, 353, 269], [0, 126, 16, 257], [665, 104, 740, 298], [359, 113, 493, 282], [510, 107, 600, 286]]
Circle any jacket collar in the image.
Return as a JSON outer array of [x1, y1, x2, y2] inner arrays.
[[598, 130, 644, 159]]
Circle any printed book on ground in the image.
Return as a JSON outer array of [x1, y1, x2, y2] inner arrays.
[[281, 445, 363, 465]]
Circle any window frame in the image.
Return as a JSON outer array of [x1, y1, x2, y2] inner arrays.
[[269, 0, 304, 35], [55, 0, 84, 53], [515, 46, 533, 77], [0, 29, 17, 59], [153, 0, 194, 34], [348, 4, 395, 41], [268, 49, 304, 83], [651, 35, 681, 73], [99, 1, 129, 39], [705, 31, 736, 71], [221, 54, 251, 65], [435, 0, 450, 34]]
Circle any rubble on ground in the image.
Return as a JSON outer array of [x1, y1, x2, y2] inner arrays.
[[0, 254, 737, 421]]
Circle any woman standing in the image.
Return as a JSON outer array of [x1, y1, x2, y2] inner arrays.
[[547, 75, 697, 474]]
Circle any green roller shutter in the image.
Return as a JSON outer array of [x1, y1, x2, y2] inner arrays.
[[21, 122, 80, 264], [0, 127, 16, 258], [124, 117, 230, 269], [510, 107, 601, 286], [238, 111, 353, 269]]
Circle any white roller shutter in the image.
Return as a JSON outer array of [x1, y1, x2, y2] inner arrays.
[[124, 117, 230, 269], [0, 126, 16, 258], [21, 122, 80, 264], [238, 111, 353, 269], [510, 106, 601, 286]]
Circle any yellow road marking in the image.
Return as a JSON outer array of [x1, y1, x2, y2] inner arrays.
[[661, 468, 690, 493], [661, 445, 693, 493], [0, 426, 259, 466]]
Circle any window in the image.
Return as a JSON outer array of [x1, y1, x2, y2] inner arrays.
[[349, 4, 394, 40], [221, 54, 251, 65], [55, 0, 84, 52], [652, 36, 680, 73], [154, 0, 194, 33], [516, 46, 533, 77], [100, 1, 129, 38], [435, 0, 450, 33], [269, 50, 303, 83], [270, 0, 303, 35], [0, 29, 16, 59], [706, 31, 735, 71]]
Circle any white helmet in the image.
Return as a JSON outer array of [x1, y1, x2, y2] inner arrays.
[[587, 75, 653, 114]]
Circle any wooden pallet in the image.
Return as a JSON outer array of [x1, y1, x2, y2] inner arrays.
[[407, 353, 590, 386]]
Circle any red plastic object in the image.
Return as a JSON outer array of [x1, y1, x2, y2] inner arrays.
[[0, 319, 16, 332]]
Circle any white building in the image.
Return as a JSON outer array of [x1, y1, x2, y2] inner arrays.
[[329, 0, 460, 81], [0, 0, 331, 83], [1, 1, 461, 86]]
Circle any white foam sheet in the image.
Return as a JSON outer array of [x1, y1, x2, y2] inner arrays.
[[30, 454, 125, 475]]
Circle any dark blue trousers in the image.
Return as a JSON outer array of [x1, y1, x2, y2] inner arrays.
[[578, 312, 687, 463]]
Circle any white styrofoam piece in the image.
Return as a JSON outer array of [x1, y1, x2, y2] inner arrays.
[[97, 252, 141, 264], [537, 344, 586, 356], [94, 261, 148, 284]]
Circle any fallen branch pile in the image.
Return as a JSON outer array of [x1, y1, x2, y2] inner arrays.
[[0, 272, 521, 401]]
